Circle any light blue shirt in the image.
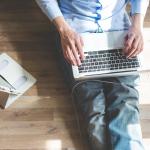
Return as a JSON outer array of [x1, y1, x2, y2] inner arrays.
[[36, 0, 149, 32]]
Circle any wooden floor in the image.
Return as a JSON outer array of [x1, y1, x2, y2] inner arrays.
[[0, 1, 150, 150]]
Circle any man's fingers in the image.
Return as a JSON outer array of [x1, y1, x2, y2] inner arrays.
[[76, 36, 84, 60], [66, 46, 77, 65], [69, 41, 81, 66], [79, 36, 85, 59], [127, 36, 140, 58], [124, 33, 135, 54], [63, 48, 70, 63], [63, 47, 72, 64], [132, 42, 143, 57], [80, 36, 84, 47]]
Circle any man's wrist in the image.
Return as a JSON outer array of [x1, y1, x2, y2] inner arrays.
[[53, 16, 71, 35], [131, 13, 144, 31]]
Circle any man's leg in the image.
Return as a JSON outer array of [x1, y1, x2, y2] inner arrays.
[[103, 75, 144, 150], [73, 81, 108, 150]]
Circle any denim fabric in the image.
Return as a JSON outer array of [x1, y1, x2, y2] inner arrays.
[[72, 77, 144, 150], [55, 34, 144, 150]]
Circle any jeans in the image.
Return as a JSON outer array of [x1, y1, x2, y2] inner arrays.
[[54, 27, 144, 150]]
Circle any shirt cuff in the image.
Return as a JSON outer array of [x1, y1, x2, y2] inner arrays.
[[36, 0, 63, 21], [131, 0, 149, 16]]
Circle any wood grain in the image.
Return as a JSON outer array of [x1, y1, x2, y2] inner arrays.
[[0, 1, 149, 150]]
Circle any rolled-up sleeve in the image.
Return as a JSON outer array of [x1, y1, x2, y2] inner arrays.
[[130, 0, 149, 16], [35, 0, 63, 21]]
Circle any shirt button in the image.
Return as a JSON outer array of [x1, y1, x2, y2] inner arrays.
[[95, 14, 101, 20], [96, 5, 102, 10]]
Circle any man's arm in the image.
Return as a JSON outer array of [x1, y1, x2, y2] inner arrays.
[[124, 0, 149, 58], [35, 0, 63, 21], [36, 0, 84, 66], [130, 0, 149, 16]]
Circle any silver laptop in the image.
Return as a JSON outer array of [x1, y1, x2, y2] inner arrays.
[[72, 30, 150, 80]]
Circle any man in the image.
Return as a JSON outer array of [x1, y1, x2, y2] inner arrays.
[[36, 0, 149, 149]]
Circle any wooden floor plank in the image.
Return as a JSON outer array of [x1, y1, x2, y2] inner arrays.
[[0, 0, 149, 150]]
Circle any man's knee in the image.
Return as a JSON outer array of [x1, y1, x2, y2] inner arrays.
[[73, 81, 105, 117]]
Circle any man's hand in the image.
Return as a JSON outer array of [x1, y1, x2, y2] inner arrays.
[[123, 14, 144, 58], [59, 27, 84, 66], [53, 17, 84, 66]]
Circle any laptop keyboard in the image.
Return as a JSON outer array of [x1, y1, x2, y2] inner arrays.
[[78, 49, 140, 73]]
